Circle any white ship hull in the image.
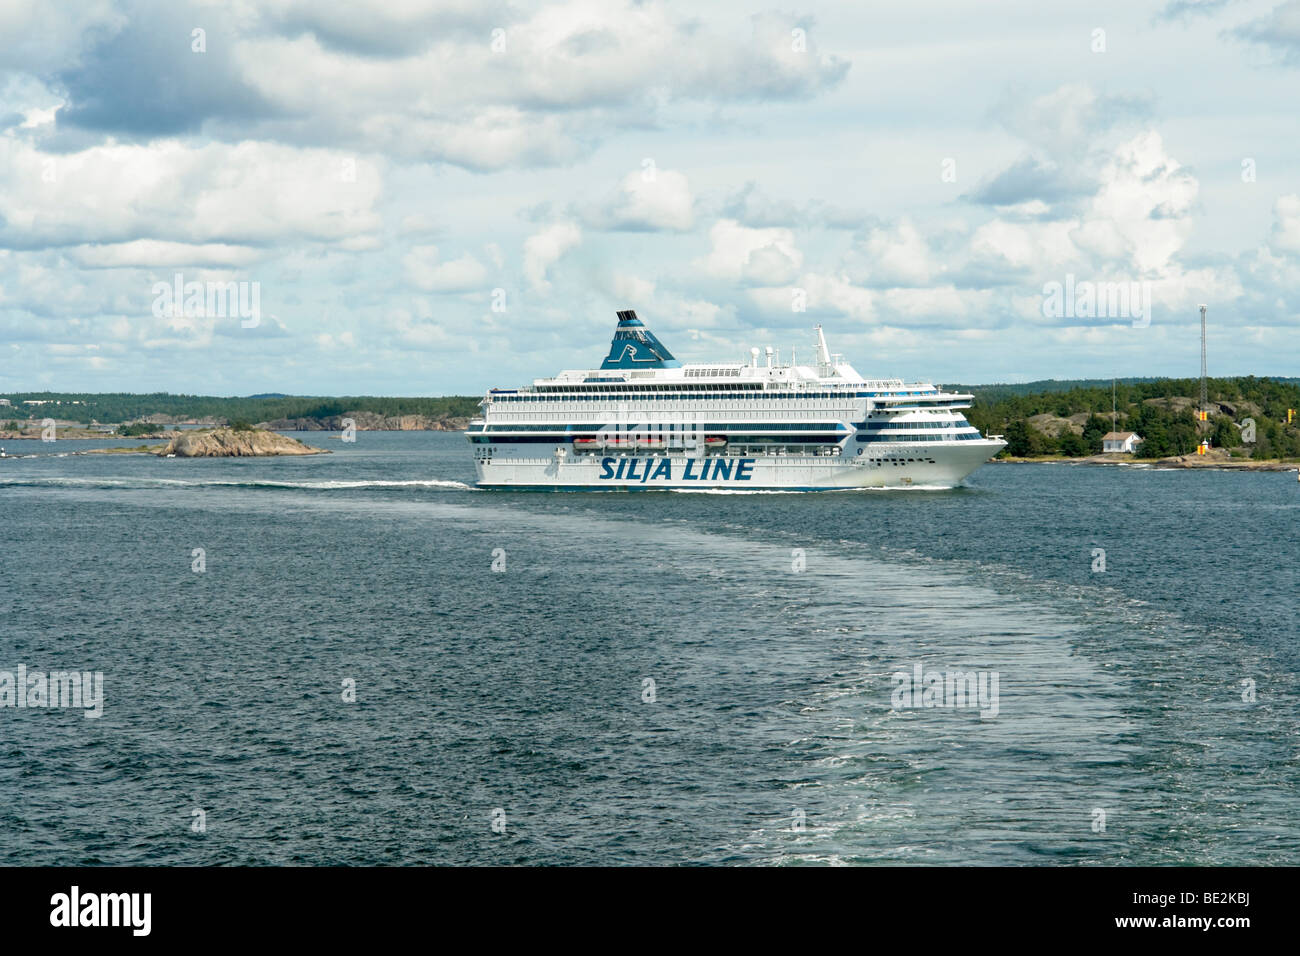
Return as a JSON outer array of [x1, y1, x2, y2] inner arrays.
[[474, 440, 1003, 490]]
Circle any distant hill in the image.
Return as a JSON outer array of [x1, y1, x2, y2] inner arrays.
[[0, 393, 479, 427], [951, 377, 1163, 403], [955, 376, 1300, 404]]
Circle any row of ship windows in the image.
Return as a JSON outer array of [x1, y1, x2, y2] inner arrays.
[[477, 423, 849, 433], [470, 435, 844, 445], [470, 434, 984, 446], [491, 391, 938, 401], [496, 394, 842, 402], [543, 382, 760, 391], [856, 432, 984, 443], [474, 422, 974, 434], [861, 420, 973, 430], [863, 455, 938, 464]]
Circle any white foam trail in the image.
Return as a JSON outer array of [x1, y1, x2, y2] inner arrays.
[[237, 479, 474, 490], [668, 484, 957, 495], [668, 488, 806, 495], [0, 476, 475, 491]]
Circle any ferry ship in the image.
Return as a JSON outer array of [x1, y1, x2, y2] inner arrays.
[[467, 311, 1005, 490]]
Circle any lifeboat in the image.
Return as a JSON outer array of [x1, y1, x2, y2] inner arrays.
[[704, 435, 727, 447], [573, 437, 600, 450]]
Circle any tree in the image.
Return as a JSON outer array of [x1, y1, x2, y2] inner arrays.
[[1059, 431, 1088, 457], [1004, 420, 1032, 457], [1210, 416, 1240, 448], [1003, 420, 1056, 457], [1082, 414, 1110, 454]]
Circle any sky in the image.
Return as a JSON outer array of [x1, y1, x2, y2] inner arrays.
[[2, 0, 1299, 395]]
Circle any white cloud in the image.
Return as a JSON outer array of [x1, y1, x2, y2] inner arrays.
[[697, 219, 802, 284], [403, 245, 490, 292], [66, 241, 263, 269], [610, 272, 656, 303], [523, 221, 581, 293], [577, 169, 695, 232], [0, 137, 383, 249], [962, 129, 1200, 284], [847, 219, 938, 287], [969, 218, 1079, 272], [879, 286, 994, 327], [224, 1, 847, 171], [1270, 194, 1300, 253], [260, 0, 508, 55], [315, 330, 357, 349], [1081, 132, 1198, 274], [748, 272, 875, 322], [994, 83, 1148, 161]]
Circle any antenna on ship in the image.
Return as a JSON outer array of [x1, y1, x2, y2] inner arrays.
[[1199, 304, 1209, 419], [814, 325, 832, 376]]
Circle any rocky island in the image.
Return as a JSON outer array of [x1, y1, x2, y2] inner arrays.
[[156, 427, 327, 458]]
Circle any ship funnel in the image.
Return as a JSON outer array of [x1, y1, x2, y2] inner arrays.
[[600, 310, 680, 370]]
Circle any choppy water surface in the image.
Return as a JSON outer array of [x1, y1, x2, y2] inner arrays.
[[1, 433, 1296, 865]]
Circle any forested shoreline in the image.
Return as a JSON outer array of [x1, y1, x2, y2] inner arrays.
[[5, 376, 1300, 459]]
